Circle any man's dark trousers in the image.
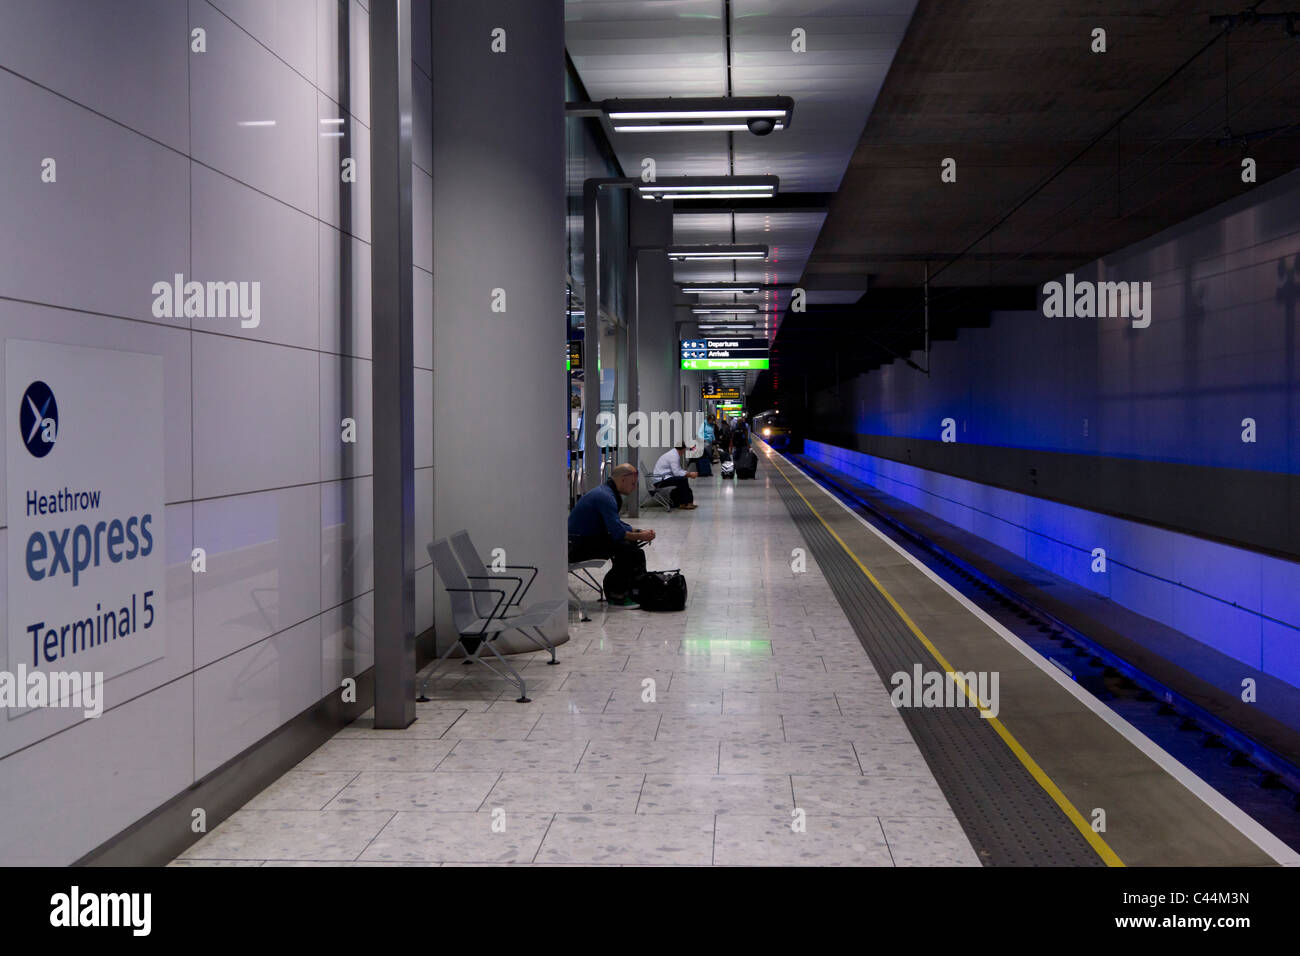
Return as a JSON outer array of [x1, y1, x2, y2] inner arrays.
[[569, 535, 646, 600], [654, 476, 693, 506]]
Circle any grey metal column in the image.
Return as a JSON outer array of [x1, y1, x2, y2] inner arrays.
[[581, 178, 638, 493], [432, 0, 567, 650], [370, 0, 416, 729], [675, 319, 690, 416], [581, 181, 601, 494], [628, 195, 676, 515], [627, 250, 641, 517]]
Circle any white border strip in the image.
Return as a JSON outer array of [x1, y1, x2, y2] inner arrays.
[[771, 444, 1300, 865]]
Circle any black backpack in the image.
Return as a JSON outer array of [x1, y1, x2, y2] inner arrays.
[[632, 570, 687, 612]]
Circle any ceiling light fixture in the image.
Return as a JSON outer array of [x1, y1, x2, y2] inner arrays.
[[638, 176, 778, 202], [667, 244, 769, 261], [600, 96, 794, 135]]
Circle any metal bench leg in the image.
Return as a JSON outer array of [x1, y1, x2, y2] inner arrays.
[[569, 583, 591, 622], [479, 636, 529, 702], [418, 634, 469, 700]]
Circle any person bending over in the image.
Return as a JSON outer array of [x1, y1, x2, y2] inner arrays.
[[652, 443, 698, 509], [568, 463, 655, 608]]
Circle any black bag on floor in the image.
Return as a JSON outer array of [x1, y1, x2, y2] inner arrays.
[[631, 569, 687, 612], [696, 454, 712, 477], [735, 447, 758, 479]]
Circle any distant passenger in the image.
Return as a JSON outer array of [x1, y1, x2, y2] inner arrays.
[[652, 443, 698, 509], [568, 463, 654, 608], [732, 417, 749, 450], [715, 418, 731, 458], [698, 417, 716, 459]]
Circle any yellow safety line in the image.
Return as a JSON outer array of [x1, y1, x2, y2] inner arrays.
[[767, 450, 1125, 867]]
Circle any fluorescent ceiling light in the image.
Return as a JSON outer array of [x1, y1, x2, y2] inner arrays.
[[638, 176, 778, 202], [646, 192, 774, 200], [681, 286, 761, 295], [615, 123, 785, 133], [667, 244, 769, 261], [610, 110, 787, 120], [601, 96, 794, 135], [692, 307, 762, 314], [640, 184, 770, 193]]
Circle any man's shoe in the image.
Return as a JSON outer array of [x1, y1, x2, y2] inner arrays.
[[607, 596, 641, 610]]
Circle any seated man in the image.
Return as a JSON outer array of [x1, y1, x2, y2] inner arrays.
[[568, 463, 655, 608], [652, 443, 698, 510]]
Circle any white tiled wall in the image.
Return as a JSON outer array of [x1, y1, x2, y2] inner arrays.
[[0, 0, 421, 864]]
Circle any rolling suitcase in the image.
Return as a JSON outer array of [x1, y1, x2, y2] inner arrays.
[[735, 447, 757, 479]]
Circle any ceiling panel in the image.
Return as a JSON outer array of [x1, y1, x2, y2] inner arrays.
[[566, 0, 918, 347]]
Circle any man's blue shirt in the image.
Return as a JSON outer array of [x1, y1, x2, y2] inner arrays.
[[568, 481, 633, 541]]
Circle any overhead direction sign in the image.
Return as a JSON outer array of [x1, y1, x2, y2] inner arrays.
[[681, 338, 770, 371]]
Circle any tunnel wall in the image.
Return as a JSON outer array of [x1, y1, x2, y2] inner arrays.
[[805, 166, 1300, 688]]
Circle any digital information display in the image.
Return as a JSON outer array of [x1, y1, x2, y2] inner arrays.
[[567, 340, 583, 371], [681, 338, 770, 371], [702, 385, 742, 401]]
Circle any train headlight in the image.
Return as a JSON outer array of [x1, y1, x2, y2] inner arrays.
[[763, 427, 771, 437]]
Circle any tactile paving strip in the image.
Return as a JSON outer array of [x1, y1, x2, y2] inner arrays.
[[773, 470, 1104, 866]]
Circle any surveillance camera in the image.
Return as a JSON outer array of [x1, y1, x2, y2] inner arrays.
[[747, 117, 776, 136]]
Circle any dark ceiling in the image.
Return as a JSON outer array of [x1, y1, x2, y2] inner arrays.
[[802, 0, 1300, 294], [754, 0, 1300, 402]]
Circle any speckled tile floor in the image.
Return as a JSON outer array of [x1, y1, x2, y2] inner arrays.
[[174, 470, 980, 867]]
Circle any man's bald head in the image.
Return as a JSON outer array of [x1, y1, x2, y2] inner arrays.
[[610, 462, 639, 496]]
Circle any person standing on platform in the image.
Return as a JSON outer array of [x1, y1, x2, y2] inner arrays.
[[715, 417, 732, 460], [732, 416, 749, 451], [698, 416, 716, 460]]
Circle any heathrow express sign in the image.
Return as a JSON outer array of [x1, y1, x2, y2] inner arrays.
[[6, 340, 166, 709], [680, 338, 770, 371]]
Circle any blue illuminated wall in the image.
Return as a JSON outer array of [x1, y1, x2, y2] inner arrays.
[[807, 167, 1300, 689], [829, 167, 1300, 474], [805, 440, 1300, 690]]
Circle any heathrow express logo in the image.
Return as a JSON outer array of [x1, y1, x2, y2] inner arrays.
[[20, 380, 58, 458]]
